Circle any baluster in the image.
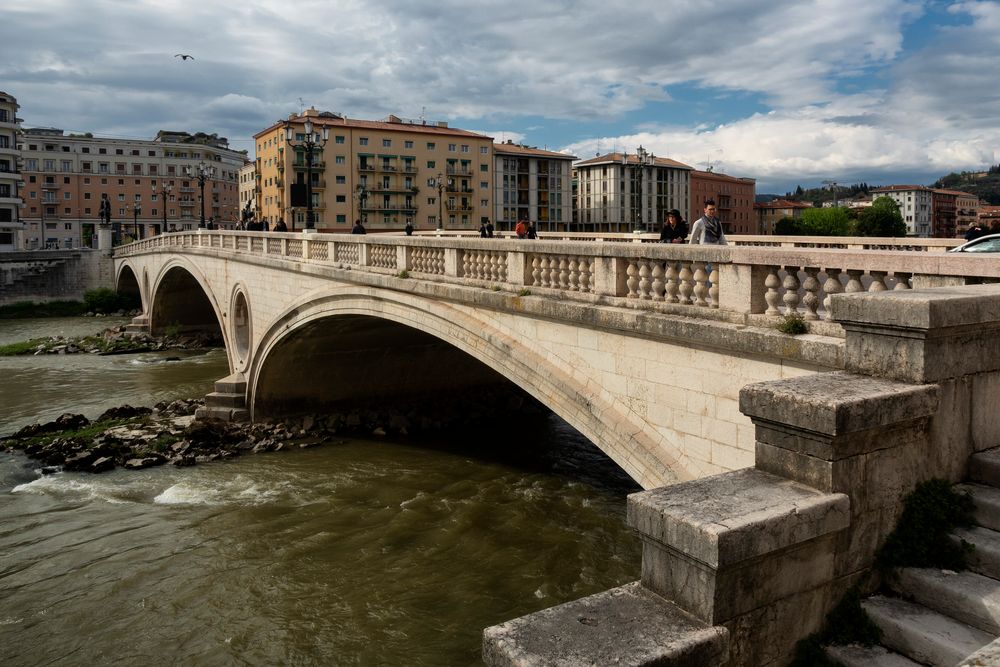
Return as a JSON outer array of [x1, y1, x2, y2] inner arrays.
[[531, 256, 541, 286], [626, 261, 639, 298], [782, 266, 801, 314], [665, 262, 679, 303], [651, 262, 665, 301], [845, 270, 864, 293], [578, 258, 591, 293], [708, 266, 719, 308], [462, 250, 472, 278], [638, 261, 652, 300], [692, 263, 708, 307], [559, 257, 570, 290], [801, 267, 821, 320], [869, 271, 887, 292], [678, 263, 694, 305], [568, 258, 579, 291], [822, 269, 843, 321], [893, 272, 912, 290], [764, 266, 782, 315]]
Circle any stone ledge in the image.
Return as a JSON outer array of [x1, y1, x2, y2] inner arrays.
[[740, 372, 937, 442], [831, 284, 1000, 331], [627, 468, 849, 568], [482, 582, 728, 667]]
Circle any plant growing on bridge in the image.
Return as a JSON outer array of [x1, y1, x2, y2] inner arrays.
[[397, 269, 410, 279], [776, 311, 808, 335], [163, 322, 182, 339], [789, 587, 882, 666], [517, 288, 531, 297]]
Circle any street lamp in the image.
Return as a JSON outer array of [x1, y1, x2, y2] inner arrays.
[[285, 119, 329, 231], [435, 172, 452, 232], [354, 184, 368, 225], [132, 203, 141, 240], [634, 145, 652, 233], [156, 183, 172, 233], [185, 161, 215, 229]]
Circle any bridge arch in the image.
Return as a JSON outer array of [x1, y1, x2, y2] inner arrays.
[[115, 262, 142, 310], [247, 286, 681, 488], [148, 258, 228, 352]]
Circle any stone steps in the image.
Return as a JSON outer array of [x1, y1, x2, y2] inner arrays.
[[194, 373, 249, 423], [861, 595, 993, 667], [824, 447, 1000, 665]]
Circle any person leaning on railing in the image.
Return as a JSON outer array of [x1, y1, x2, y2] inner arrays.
[[660, 209, 688, 244]]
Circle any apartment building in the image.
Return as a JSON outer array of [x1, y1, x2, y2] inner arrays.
[[929, 188, 961, 238], [0, 91, 23, 251], [753, 199, 813, 235], [689, 169, 756, 234], [18, 129, 244, 248], [493, 141, 575, 232], [870, 185, 932, 237], [254, 108, 494, 232], [941, 190, 979, 237], [572, 148, 691, 233]]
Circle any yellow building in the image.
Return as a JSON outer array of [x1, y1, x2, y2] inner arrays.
[[255, 109, 494, 232]]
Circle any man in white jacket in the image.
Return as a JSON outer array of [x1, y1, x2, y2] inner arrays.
[[689, 200, 728, 245]]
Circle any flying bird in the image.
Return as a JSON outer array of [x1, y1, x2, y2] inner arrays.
[[174, 54, 195, 60]]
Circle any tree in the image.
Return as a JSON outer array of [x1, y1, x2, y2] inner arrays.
[[855, 196, 907, 237], [799, 207, 852, 236], [774, 216, 799, 235]]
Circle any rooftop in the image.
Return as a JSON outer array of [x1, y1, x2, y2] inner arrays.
[[575, 152, 692, 170], [256, 108, 491, 140], [493, 141, 576, 160]]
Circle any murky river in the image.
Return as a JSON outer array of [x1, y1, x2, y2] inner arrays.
[[0, 317, 640, 665]]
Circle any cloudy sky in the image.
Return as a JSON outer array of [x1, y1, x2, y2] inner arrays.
[[2, 0, 998, 192]]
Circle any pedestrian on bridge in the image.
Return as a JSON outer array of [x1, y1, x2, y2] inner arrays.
[[689, 200, 727, 245], [515, 219, 527, 239], [352, 219, 367, 235], [660, 209, 688, 243], [273, 219, 288, 232]]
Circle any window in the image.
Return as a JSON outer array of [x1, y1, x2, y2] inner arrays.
[[335, 135, 345, 144], [132, 149, 140, 156], [481, 181, 488, 189], [116, 149, 123, 155], [404, 141, 414, 149], [427, 161, 435, 168], [336, 195, 346, 203], [336, 214, 346, 223], [461, 145, 469, 153], [44, 159, 55, 171], [335, 175, 346, 184], [99, 148, 107, 154], [382, 139, 391, 148], [148, 150, 156, 157], [480, 146, 488, 154], [64, 191, 70, 199], [61, 160, 71, 172], [448, 144, 456, 151], [359, 137, 368, 146], [480, 164, 488, 172], [427, 142, 435, 150], [335, 156, 345, 164]]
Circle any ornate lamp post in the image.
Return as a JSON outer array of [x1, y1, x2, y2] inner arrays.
[[285, 118, 329, 231], [435, 172, 452, 231], [132, 203, 141, 240], [354, 184, 369, 226], [185, 161, 214, 229], [156, 183, 171, 233]]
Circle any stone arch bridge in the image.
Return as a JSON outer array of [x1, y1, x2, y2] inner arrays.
[[114, 230, 997, 489]]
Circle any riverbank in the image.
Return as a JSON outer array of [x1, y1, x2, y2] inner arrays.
[[1, 389, 548, 474], [0, 324, 222, 356]]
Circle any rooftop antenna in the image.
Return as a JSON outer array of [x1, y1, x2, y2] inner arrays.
[[420, 106, 426, 123], [596, 138, 602, 157], [297, 98, 305, 114]]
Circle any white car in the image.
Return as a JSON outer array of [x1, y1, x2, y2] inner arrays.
[[949, 233, 1000, 253]]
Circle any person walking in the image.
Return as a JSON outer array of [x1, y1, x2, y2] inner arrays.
[[351, 219, 366, 235], [479, 220, 488, 238], [273, 218, 287, 232], [485, 219, 495, 238], [526, 221, 537, 239], [689, 200, 727, 245], [660, 209, 688, 243], [515, 219, 527, 239], [404, 221, 414, 236]]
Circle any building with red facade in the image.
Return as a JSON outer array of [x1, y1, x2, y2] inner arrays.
[[689, 169, 756, 234]]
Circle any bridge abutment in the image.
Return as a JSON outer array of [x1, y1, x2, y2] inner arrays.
[[484, 284, 1000, 666]]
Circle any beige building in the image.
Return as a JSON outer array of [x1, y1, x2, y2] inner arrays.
[[493, 141, 575, 233], [573, 148, 691, 233], [254, 108, 494, 232], [689, 169, 756, 234], [753, 199, 814, 235], [953, 191, 980, 237], [18, 128, 245, 248], [0, 91, 23, 251]]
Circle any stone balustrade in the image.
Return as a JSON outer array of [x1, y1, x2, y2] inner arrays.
[[116, 231, 998, 336]]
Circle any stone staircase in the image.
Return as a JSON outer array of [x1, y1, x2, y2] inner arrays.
[[194, 373, 249, 422], [826, 448, 1000, 666]]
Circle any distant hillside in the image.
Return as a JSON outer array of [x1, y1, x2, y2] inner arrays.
[[932, 166, 1000, 204], [778, 183, 875, 208]]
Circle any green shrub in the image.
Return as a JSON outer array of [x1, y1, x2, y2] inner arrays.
[[0, 338, 48, 356], [877, 479, 975, 573], [0, 300, 87, 318], [83, 288, 138, 314], [397, 270, 410, 279], [790, 588, 881, 666], [517, 288, 531, 297], [777, 311, 808, 335], [163, 322, 182, 338]]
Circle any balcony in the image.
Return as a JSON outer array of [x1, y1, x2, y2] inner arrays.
[[178, 200, 195, 207], [359, 163, 376, 172], [293, 161, 325, 170], [375, 163, 397, 172], [402, 164, 418, 173], [41, 182, 60, 190], [446, 167, 474, 176], [179, 187, 195, 193]]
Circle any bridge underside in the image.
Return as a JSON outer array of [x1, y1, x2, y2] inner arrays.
[[150, 266, 222, 337], [254, 314, 518, 418]]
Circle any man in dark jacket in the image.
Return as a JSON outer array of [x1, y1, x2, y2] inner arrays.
[[660, 209, 688, 243], [352, 219, 366, 235]]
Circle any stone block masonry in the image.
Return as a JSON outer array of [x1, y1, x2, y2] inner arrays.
[[0, 250, 115, 306]]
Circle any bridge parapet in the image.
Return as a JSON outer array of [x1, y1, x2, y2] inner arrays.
[[116, 231, 999, 337]]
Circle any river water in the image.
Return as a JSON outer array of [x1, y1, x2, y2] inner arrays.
[[0, 317, 641, 666]]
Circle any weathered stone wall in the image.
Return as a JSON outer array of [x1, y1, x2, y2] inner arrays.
[[116, 245, 841, 488], [0, 250, 114, 306]]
